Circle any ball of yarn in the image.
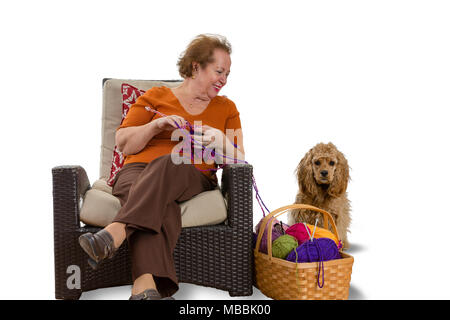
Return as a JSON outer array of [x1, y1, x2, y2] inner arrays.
[[286, 223, 311, 244], [255, 217, 287, 254], [272, 235, 298, 259], [305, 223, 339, 246], [286, 238, 340, 263]]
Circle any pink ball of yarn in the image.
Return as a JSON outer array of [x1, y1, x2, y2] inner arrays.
[[286, 223, 311, 244]]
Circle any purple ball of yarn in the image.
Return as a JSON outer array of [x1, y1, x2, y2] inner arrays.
[[254, 217, 288, 254], [286, 238, 341, 263]]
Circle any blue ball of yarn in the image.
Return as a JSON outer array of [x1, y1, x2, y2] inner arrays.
[[286, 238, 340, 263]]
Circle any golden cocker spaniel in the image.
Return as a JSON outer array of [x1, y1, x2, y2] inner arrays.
[[287, 142, 351, 248]]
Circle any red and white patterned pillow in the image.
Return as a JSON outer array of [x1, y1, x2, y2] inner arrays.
[[106, 83, 146, 186]]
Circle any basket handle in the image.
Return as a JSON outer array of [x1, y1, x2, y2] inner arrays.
[[255, 204, 341, 261]]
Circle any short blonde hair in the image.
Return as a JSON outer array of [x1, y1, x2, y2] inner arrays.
[[177, 34, 232, 78]]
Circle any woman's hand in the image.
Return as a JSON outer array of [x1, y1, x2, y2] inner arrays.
[[154, 115, 187, 131], [200, 125, 226, 152], [194, 124, 245, 164]]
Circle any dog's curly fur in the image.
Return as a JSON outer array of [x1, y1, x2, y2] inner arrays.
[[287, 142, 351, 248]]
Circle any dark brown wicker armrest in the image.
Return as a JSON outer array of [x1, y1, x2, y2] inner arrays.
[[52, 165, 91, 230], [221, 163, 253, 228]]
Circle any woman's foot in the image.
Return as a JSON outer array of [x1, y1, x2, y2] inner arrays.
[[78, 228, 119, 269], [129, 273, 174, 300], [129, 288, 175, 300], [132, 273, 157, 295], [78, 222, 126, 269]]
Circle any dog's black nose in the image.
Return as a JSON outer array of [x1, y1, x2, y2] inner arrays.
[[320, 170, 328, 177]]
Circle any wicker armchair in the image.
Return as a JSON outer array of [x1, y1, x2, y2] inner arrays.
[[52, 79, 254, 300]]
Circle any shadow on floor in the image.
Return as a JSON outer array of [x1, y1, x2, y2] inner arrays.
[[348, 285, 366, 300], [345, 242, 366, 255]]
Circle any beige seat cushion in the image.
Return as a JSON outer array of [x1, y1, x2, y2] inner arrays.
[[80, 179, 227, 228]]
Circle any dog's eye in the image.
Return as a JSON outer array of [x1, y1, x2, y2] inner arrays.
[[314, 160, 321, 165], [329, 161, 335, 166]]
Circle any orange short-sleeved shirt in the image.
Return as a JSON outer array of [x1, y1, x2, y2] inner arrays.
[[117, 86, 242, 180]]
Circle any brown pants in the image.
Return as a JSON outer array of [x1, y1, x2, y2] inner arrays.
[[111, 154, 217, 297]]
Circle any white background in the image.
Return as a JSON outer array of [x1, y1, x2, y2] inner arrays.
[[1, 0, 449, 300]]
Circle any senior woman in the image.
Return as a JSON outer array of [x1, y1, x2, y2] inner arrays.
[[78, 34, 245, 300]]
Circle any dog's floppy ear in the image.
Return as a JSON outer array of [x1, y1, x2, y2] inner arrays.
[[296, 148, 319, 198], [328, 148, 349, 198]]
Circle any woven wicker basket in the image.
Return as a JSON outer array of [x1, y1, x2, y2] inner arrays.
[[254, 204, 354, 300]]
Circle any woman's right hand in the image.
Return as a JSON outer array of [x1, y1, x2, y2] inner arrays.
[[154, 115, 187, 131]]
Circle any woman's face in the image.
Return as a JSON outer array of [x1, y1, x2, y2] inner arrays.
[[194, 49, 231, 99]]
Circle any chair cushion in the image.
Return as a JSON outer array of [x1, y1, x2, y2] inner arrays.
[[106, 84, 145, 186], [80, 179, 227, 228], [80, 188, 121, 228]]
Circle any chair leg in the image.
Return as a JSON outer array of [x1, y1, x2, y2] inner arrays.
[[228, 285, 253, 297], [54, 232, 85, 300], [55, 291, 82, 300]]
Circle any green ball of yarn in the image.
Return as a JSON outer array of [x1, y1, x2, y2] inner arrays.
[[272, 235, 298, 259]]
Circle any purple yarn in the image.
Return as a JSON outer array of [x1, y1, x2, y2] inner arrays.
[[254, 218, 289, 254], [286, 238, 340, 263], [286, 238, 341, 288]]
